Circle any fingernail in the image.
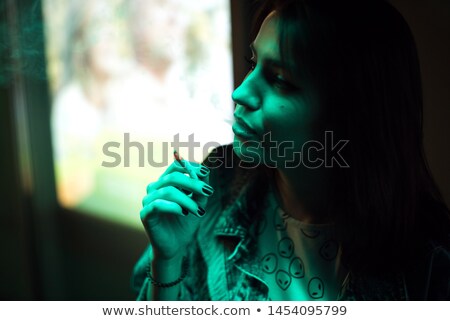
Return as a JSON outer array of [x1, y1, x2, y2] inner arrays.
[[200, 166, 210, 175], [197, 206, 206, 217], [202, 185, 214, 196], [182, 208, 189, 216]]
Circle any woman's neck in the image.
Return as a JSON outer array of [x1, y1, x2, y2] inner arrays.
[[273, 167, 331, 224]]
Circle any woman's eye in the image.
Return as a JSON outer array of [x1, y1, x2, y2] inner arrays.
[[244, 56, 256, 71], [268, 73, 298, 92]]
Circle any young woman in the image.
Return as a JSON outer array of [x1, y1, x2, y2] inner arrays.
[[132, 0, 449, 300]]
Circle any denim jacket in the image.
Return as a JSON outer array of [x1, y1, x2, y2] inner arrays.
[[132, 145, 449, 300]]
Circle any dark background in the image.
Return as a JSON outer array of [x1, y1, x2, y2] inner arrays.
[[0, 0, 449, 300]]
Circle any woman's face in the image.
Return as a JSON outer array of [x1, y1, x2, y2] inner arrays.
[[232, 11, 321, 168]]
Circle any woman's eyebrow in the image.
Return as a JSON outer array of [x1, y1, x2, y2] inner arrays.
[[250, 42, 288, 69]]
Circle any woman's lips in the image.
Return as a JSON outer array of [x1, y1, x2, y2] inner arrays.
[[232, 122, 257, 140]]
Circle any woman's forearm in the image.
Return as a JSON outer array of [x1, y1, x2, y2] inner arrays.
[[148, 254, 185, 300]]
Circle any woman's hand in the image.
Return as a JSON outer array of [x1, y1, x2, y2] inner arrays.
[[140, 160, 213, 261]]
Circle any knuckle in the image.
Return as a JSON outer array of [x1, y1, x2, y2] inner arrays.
[[140, 202, 154, 222], [160, 175, 169, 184], [158, 188, 169, 198], [170, 171, 183, 180], [166, 185, 180, 194], [146, 182, 155, 193], [158, 187, 177, 199], [161, 172, 176, 184]]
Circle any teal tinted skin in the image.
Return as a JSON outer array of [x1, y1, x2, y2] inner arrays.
[[141, 11, 330, 301], [140, 160, 212, 300], [232, 11, 320, 168], [232, 11, 330, 224]]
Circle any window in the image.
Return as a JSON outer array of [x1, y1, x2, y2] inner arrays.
[[43, 0, 233, 228]]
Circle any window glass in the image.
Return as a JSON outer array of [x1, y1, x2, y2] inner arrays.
[[43, 0, 233, 228]]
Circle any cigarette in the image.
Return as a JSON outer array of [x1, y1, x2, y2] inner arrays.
[[174, 150, 198, 180]]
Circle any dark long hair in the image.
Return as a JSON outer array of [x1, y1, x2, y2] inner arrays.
[[251, 0, 449, 273]]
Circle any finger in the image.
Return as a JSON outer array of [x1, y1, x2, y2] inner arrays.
[[191, 170, 211, 215], [146, 161, 209, 193], [196, 163, 211, 178], [140, 199, 186, 229], [172, 162, 210, 196], [180, 159, 198, 180], [146, 161, 185, 193], [177, 160, 211, 179], [150, 171, 214, 198], [140, 199, 185, 225], [142, 186, 206, 217]]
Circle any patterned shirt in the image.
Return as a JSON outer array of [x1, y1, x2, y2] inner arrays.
[[256, 188, 348, 300], [131, 144, 449, 300]]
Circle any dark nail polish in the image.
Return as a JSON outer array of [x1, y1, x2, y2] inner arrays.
[[202, 186, 214, 196], [200, 166, 210, 175], [197, 206, 206, 216], [182, 208, 189, 216]]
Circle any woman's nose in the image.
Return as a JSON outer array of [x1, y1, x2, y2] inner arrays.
[[231, 72, 261, 110]]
